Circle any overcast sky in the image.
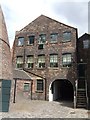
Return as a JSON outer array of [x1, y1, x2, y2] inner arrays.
[[0, 0, 89, 48]]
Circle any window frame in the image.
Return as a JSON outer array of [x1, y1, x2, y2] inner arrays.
[[27, 55, 34, 69], [36, 79, 44, 92], [28, 35, 35, 45], [38, 34, 46, 44], [16, 56, 23, 68], [62, 53, 72, 67], [23, 83, 30, 92], [50, 33, 58, 43], [62, 31, 71, 42], [50, 54, 58, 67], [38, 44, 45, 49], [17, 37, 24, 46], [83, 39, 90, 49], [38, 55, 45, 68]]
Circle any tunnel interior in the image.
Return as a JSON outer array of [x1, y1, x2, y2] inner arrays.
[[51, 79, 74, 101]]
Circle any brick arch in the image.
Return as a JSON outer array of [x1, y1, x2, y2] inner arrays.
[[49, 76, 74, 87], [49, 78, 74, 102]]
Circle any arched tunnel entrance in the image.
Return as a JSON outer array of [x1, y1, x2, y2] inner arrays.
[[49, 79, 74, 102]]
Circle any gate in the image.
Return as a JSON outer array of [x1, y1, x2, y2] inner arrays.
[[0, 80, 11, 112]]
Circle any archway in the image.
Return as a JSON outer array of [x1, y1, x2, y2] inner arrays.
[[49, 79, 74, 102]]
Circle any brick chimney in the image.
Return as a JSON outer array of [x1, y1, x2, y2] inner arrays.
[[0, 5, 12, 80]]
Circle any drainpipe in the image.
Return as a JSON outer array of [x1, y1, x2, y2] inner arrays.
[[13, 79, 17, 103], [31, 81, 33, 100], [45, 78, 47, 100], [23, 69, 47, 101]]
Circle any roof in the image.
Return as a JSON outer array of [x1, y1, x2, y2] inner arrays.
[[13, 69, 32, 80], [18, 14, 77, 33], [78, 33, 90, 41]]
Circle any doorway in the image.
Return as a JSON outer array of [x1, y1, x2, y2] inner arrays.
[[49, 79, 74, 102]]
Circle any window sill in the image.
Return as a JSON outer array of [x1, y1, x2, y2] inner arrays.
[[37, 67, 46, 70], [23, 90, 30, 92], [35, 91, 43, 93], [26, 68, 33, 70], [27, 44, 34, 46], [48, 67, 59, 70], [50, 41, 58, 44], [16, 67, 23, 70], [62, 40, 71, 43], [17, 45, 24, 47], [61, 66, 71, 69]]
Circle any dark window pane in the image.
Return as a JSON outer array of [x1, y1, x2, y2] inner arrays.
[[37, 80, 43, 91], [28, 63, 33, 68], [78, 64, 86, 77], [17, 64, 23, 68], [38, 44, 44, 49], [28, 36, 35, 45]]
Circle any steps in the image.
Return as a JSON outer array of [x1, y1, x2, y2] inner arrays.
[[76, 89, 87, 108]]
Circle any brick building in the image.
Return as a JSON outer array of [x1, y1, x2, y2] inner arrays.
[[0, 5, 12, 112], [12, 15, 78, 107], [77, 33, 90, 109]]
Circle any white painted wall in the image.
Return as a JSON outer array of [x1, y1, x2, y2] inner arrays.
[[49, 82, 53, 101]]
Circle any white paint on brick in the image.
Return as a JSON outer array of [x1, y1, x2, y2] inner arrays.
[[49, 82, 53, 101]]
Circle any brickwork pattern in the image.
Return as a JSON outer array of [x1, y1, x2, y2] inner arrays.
[[12, 15, 78, 100]]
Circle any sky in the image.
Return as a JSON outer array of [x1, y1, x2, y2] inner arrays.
[[0, 0, 89, 48]]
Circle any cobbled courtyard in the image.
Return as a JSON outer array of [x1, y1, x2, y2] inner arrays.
[[0, 100, 89, 118]]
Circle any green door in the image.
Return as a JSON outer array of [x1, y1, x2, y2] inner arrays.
[[0, 80, 11, 112]]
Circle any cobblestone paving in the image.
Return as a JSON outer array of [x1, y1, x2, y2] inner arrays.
[[0, 100, 88, 118]]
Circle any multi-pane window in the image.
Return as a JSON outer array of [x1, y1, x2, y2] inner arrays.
[[28, 36, 35, 45], [27, 55, 34, 68], [63, 32, 71, 42], [24, 83, 29, 91], [38, 44, 44, 49], [37, 80, 43, 91], [38, 34, 46, 44], [50, 54, 58, 67], [38, 55, 45, 68], [18, 37, 24, 46], [83, 40, 90, 49], [50, 33, 58, 43], [62, 53, 72, 67], [16, 56, 23, 68]]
